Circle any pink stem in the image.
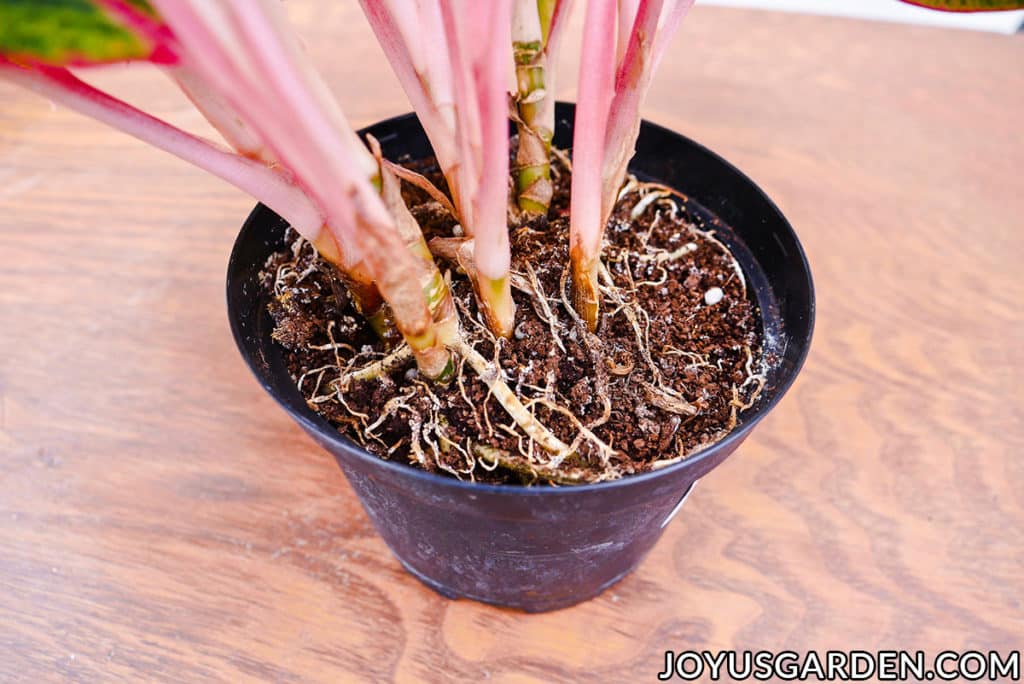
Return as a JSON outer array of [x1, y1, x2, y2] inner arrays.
[[545, 0, 575, 57], [358, 1, 459, 186], [212, 0, 439, 342], [151, 1, 363, 265], [616, 0, 641, 65], [602, 0, 692, 215], [0, 62, 323, 238], [440, 0, 513, 283], [170, 65, 270, 162], [651, 0, 695, 72], [569, 0, 618, 266]]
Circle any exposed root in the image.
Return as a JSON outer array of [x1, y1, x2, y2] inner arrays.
[[597, 264, 658, 381], [525, 397, 615, 471], [648, 450, 693, 471], [625, 178, 688, 203], [598, 262, 700, 418], [617, 175, 641, 202], [550, 146, 572, 174], [453, 339, 569, 455], [522, 262, 565, 354], [556, 272, 612, 431], [663, 346, 711, 369], [643, 382, 698, 416], [726, 345, 767, 429], [344, 345, 413, 385], [365, 388, 417, 440], [635, 241, 698, 264], [630, 189, 671, 220], [473, 445, 605, 486], [268, 165, 766, 486], [606, 354, 635, 376], [689, 224, 747, 298]]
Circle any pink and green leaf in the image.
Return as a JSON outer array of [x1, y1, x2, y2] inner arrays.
[[0, 0, 174, 66], [897, 0, 1024, 10]]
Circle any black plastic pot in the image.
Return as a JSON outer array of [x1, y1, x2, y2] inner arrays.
[[227, 103, 814, 613]]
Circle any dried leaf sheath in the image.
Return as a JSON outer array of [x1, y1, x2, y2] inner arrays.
[[367, 134, 460, 364]]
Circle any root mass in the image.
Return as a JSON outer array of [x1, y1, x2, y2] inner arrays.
[[261, 154, 766, 485]]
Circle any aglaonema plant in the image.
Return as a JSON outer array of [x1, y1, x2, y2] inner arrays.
[[7, 0, 1020, 483]]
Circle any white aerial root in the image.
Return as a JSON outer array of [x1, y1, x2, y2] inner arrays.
[[525, 397, 616, 470], [617, 175, 641, 202], [619, 178, 747, 300], [413, 377, 476, 479], [598, 264, 660, 382], [597, 262, 703, 419], [273, 236, 324, 296], [473, 438, 621, 485], [274, 261, 295, 297], [727, 345, 767, 428], [635, 241, 698, 264], [298, 364, 336, 401], [365, 388, 416, 435], [648, 345, 767, 471]]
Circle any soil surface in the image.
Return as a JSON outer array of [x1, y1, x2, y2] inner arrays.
[[260, 153, 765, 485]]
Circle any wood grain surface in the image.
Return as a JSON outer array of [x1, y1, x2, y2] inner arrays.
[[1, 4, 1022, 682]]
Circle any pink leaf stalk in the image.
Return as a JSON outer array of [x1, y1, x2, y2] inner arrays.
[[441, 0, 516, 338], [159, 0, 454, 375], [170, 65, 271, 162], [615, 0, 641, 64], [602, 0, 694, 216], [569, 0, 694, 330], [4, 1, 458, 377], [359, 0, 460, 215], [145, 1, 371, 280], [568, 0, 618, 330], [0, 60, 322, 238]]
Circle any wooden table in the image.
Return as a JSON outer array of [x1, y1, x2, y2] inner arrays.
[[2, 4, 1021, 682]]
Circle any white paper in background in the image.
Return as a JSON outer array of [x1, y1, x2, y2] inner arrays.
[[700, 0, 1024, 34]]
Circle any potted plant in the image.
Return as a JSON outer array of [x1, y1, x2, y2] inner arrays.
[[5, 0, 1011, 611]]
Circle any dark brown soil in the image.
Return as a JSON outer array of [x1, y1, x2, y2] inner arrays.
[[259, 153, 764, 485]]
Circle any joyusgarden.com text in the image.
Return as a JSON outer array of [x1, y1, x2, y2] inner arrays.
[[657, 650, 1020, 681]]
